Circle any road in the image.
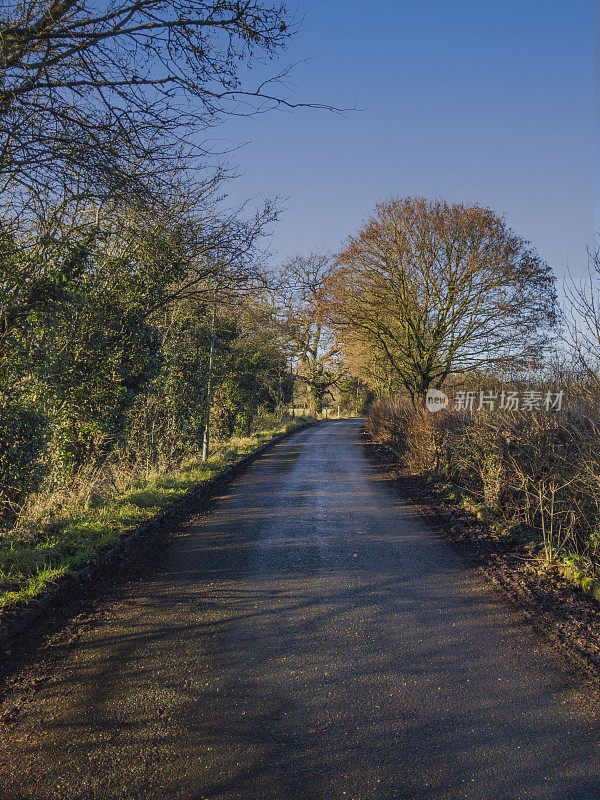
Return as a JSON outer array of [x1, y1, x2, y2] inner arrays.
[[1, 419, 600, 799]]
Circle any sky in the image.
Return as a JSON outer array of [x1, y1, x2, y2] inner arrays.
[[214, 0, 594, 283]]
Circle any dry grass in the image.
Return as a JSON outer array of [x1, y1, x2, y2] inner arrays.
[[367, 395, 600, 579], [0, 414, 314, 609]]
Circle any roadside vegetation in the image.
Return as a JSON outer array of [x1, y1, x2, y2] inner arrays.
[[323, 197, 600, 598], [0, 1, 365, 611], [366, 392, 600, 594], [0, 414, 313, 609], [2, 1, 597, 620]]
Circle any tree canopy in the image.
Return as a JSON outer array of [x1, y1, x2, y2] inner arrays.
[[269, 253, 347, 415], [0, 0, 308, 521], [0, 0, 302, 206], [323, 196, 557, 402]]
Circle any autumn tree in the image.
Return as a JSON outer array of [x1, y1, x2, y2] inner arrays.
[[324, 196, 557, 404], [270, 253, 347, 416]]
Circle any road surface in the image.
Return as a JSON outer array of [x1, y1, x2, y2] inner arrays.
[[1, 419, 599, 799]]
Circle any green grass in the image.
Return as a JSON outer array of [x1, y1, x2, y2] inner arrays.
[[0, 418, 314, 610]]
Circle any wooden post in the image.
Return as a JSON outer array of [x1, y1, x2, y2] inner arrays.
[[290, 356, 295, 418], [202, 290, 217, 462]]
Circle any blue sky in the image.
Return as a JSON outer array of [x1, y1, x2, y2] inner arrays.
[[215, 0, 594, 281]]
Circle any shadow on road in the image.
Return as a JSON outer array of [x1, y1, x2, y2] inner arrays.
[[1, 421, 599, 799]]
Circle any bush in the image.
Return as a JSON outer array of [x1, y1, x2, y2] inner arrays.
[[0, 404, 45, 522], [367, 395, 600, 571]]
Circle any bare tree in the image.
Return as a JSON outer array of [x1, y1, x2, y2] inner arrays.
[[564, 246, 600, 399], [0, 0, 329, 202], [269, 253, 347, 415], [323, 196, 557, 403]]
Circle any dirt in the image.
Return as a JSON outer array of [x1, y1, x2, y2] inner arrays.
[[362, 430, 600, 690]]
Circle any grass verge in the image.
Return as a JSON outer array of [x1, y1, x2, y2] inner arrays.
[[0, 418, 314, 611], [376, 436, 600, 604]]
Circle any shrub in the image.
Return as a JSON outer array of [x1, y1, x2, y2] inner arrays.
[[367, 395, 600, 572], [0, 404, 45, 522]]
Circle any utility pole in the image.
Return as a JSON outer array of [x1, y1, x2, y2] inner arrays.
[[290, 355, 295, 418], [202, 289, 217, 462]]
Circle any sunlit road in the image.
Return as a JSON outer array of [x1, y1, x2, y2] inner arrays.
[[1, 419, 600, 799]]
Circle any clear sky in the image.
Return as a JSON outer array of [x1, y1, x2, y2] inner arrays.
[[215, 0, 594, 282]]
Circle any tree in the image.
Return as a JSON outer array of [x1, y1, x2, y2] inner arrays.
[[0, 184, 275, 504], [324, 196, 557, 403], [0, 0, 299, 203], [208, 299, 290, 438], [270, 253, 347, 415], [564, 245, 600, 400]]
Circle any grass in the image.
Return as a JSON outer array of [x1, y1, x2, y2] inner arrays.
[[0, 417, 314, 611], [367, 394, 600, 595]]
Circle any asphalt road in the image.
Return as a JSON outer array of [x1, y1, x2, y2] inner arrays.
[[1, 419, 600, 800]]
